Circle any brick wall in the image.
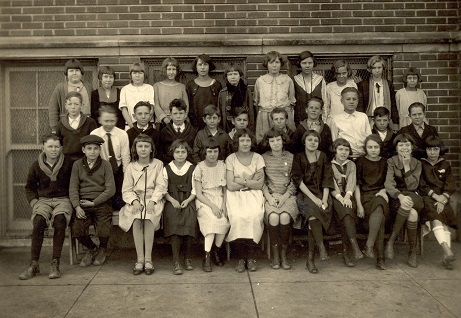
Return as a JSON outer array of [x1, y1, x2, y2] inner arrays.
[[0, 0, 459, 37]]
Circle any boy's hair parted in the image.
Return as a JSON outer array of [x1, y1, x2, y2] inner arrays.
[[297, 50, 317, 68], [64, 58, 84, 76], [402, 67, 422, 85], [331, 137, 352, 153], [270, 107, 288, 120], [168, 139, 192, 156], [65, 91, 83, 103], [263, 51, 286, 68], [393, 133, 416, 148], [169, 98, 188, 112], [425, 135, 448, 156], [41, 133, 62, 145], [192, 54, 216, 74], [261, 127, 290, 149], [133, 101, 153, 113], [331, 59, 353, 78], [98, 65, 115, 79], [340, 86, 359, 97], [408, 102, 426, 115], [203, 104, 221, 118], [232, 128, 257, 152], [373, 106, 390, 118], [301, 129, 321, 145], [363, 134, 383, 153], [98, 105, 118, 117], [306, 97, 324, 109], [131, 133, 155, 161]]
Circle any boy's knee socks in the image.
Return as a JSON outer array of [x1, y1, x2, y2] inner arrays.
[[31, 215, 47, 261], [52, 214, 67, 259], [280, 223, 291, 246]]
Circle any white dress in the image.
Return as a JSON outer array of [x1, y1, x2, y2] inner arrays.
[[225, 153, 265, 243], [194, 161, 230, 236], [118, 159, 166, 232]]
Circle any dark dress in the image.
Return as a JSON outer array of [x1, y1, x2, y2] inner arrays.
[[289, 120, 332, 156], [419, 158, 457, 228], [163, 164, 197, 237], [91, 87, 125, 129], [186, 79, 222, 129], [292, 151, 334, 229]]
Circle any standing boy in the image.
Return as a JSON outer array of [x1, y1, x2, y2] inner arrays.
[[330, 87, 372, 158], [19, 134, 74, 280], [126, 101, 160, 150], [70, 135, 116, 267], [371, 107, 395, 159]]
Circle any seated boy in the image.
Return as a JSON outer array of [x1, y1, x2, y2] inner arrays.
[[371, 106, 395, 158], [193, 104, 231, 163], [126, 101, 160, 150], [91, 105, 130, 210], [290, 97, 332, 155], [56, 91, 97, 161], [19, 134, 74, 280], [397, 102, 439, 160], [258, 107, 294, 154], [70, 135, 116, 267], [228, 107, 250, 141], [159, 98, 197, 164], [330, 87, 372, 158]]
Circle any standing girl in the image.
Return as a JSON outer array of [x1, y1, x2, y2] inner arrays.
[[153, 57, 189, 127], [355, 134, 389, 270], [395, 67, 427, 128], [186, 54, 222, 129], [324, 60, 357, 126], [262, 128, 298, 270], [163, 139, 197, 275], [194, 141, 230, 272], [293, 51, 326, 125], [419, 136, 456, 269], [226, 128, 265, 273], [331, 138, 364, 267], [292, 130, 334, 274], [385, 133, 423, 268], [118, 134, 166, 275], [218, 63, 255, 133], [254, 51, 296, 143], [119, 62, 155, 129]]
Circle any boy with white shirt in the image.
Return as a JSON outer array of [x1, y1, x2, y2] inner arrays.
[[126, 101, 160, 150]]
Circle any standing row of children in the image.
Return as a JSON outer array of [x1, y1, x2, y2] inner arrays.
[[19, 51, 454, 280]]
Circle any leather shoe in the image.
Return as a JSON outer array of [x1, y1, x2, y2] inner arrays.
[[173, 262, 183, 275], [184, 258, 194, 270], [144, 261, 154, 275], [93, 248, 107, 266], [247, 259, 257, 272], [19, 261, 40, 280], [407, 251, 418, 268], [48, 259, 61, 279], [306, 258, 318, 274], [80, 248, 98, 267], [376, 258, 386, 270], [133, 262, 144, 275], [235, 259, 246, 273], [343, 252, 355, 267]]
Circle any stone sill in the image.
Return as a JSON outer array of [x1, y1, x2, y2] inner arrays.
[[0, 32, 458, 50]]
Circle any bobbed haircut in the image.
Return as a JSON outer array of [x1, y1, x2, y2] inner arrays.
[[373, 106, 390, 118], [133, 101, 152, 113], [98, 65, 115, 79], [331, 59, 352, 78], [408, 102, 426, 115], [129, 62, 147, 81], [64, 59, 84, 76], [425, 135, 448, 155], [402, 67, 422, 84], [297, 50, 317, 67], [224, 62, 243, 77], [161, 57, 181, 79], [169, 139, 192, 156], [301, 129, 321, 145], [169, 98, 187, 112], [192, 54, 216, 74], [131, 133, 155, 161], [261, 127, 290, 150], [41, 133, 62, 145], [65, 91, 83, 103], [306, 97, 324, 109], [331, 137, 352, 154], [232, 128, 256, 152], [367, 55, 387, 73], [263, 51, 286, 68], [363, 134, 383, 153], [200, 138, 221, 158], [393, 133, 416, 148]]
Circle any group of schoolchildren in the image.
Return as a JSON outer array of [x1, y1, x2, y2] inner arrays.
[[19, 51, 456, 281]]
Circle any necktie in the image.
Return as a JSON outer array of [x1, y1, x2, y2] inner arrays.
[[106, 133, 118, 173], [417, 126, 423, 137], [177, 127, 181, 134], [376, 83, 380, 94]]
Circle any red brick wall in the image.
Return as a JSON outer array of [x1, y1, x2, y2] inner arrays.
[[0, 0, 459, 37]]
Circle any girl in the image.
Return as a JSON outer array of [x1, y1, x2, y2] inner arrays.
[[395, 67, 427, 128], [226, 128, 265, 273], [331, 138, 364, 267], [324, 60, 357, 126], [262, 128, 298, 270], [119, 62, 155, 129], [293, 51, 326, 125], [194, 140, 230, 272], [419, 136, 456, 269], [385, 133, 423, 268], [186, 54, 222, 129], [292, 130, 334, 274], [218, 63, 255, 133], [355, 134, 390, 270], [91, 66, 125, 129], [118, 134, 166, 275], [254, 51, 296, 143], [163, 139, 197, 275], [153, 57, 189, 127], [228, 107, 249, 141]]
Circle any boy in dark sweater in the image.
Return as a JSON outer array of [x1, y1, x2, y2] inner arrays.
[[55, 91, 97, 161], [371, 107, 396, 158], [19, 134, 74, 280], [126, 101, 160, 150], [69, 135, 115, 267]]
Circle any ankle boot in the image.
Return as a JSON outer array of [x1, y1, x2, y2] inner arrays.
[[342, 247, 355, 267], [202, 252, 212, 272], [271, 245, 280, 269], [280, 244, 291, 270], [19, 260, 40, 280], [212, 245, 224, 267], [48, 259, 61, 279], [407, 245, 417, 268], [350, 238, 364, 260], [306, 252, 318, 273], [385, 234, 396, 260], [318, 243, 329, 261]]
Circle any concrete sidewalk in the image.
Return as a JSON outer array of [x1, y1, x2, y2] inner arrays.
[[1, 239, 460, 318]]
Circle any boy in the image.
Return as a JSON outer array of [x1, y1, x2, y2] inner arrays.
[[56, 91, 97, 161], [357, 55, 398, 131], [91, 106, 130, 210], [257, 107, 294, 154], [290, 97, 332, 155], [398, 102, 438, 160], [330, 87, 372, 158], [371, 106, 395, 159], [228, 107, 250, 141], [159, 98, 197, 164], [193, 105, 231, 163], [19, 134, 74, 280], [69, 135, 116, 267], [126, 101, 160, 150]]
